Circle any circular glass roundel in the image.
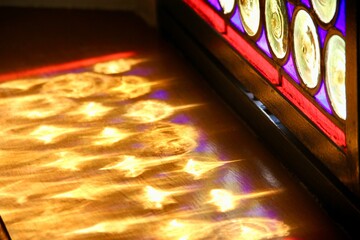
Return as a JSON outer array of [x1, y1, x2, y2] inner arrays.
[[325, 34, 346, 120], [239, 0, 260, 37], [293, 9, 321, 89], [265, 0, 289, 59], [311, 0, 337, 24], [219, 0, 236, 14]]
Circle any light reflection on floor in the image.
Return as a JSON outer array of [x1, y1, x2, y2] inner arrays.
[[0, 55, 290, 239]]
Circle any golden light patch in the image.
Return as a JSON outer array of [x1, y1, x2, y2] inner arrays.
[[125, 100, 174, 123], [92, 58, 145, 74]]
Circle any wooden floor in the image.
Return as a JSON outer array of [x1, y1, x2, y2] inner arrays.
[[0, 7, 350, 240]]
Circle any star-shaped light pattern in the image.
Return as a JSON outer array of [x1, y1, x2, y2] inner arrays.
[[0, 55, 292, 240], [29, 125, 78, 144]]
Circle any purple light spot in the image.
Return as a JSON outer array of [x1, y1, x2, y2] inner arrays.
[[132, 143, 144, 149], [315, 81, 333, 114], [218, 152, 229, 161], [207, 0, 222, 11], [246, 205, 267, 216], [318, 26, 327, 47], [150, 90, 168, 100], [117, 99, 131, 105], [301, 0, 311, 8], [70, 68, 85, 74], [246, 205, 277, 219], [283, 53, 300, 83], [179, 205, 193, 211], [230, 7, 245, 33], [137, 124, 150, 131], [171, 114, 191, 124], [214, 215, 226, 221], [256, 29, 271, 57], [185, 183, 202, 190], [124, 67, 153, 76], [109, 117, 123, 124], [195, 139, 208, 153], [155, 172, 168, 178], [194, 132, 210, 153], [335, 0, 346, 36], [286, 2, 295, 20], [237, 174, 252, 193]]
